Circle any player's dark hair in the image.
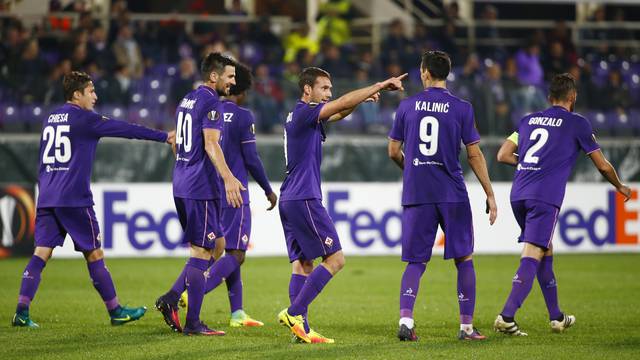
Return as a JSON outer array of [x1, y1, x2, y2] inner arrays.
[[549, 73, 577, 102], [63, 71, 92, 101], [298, 67, 331, 92], [420, 50, 451, 81], [200, 52, 236, 82], [228, 62, 253, 96]]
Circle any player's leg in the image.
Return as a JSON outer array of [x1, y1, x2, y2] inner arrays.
[[13, 245, 53, 328], [438, 202, 485, 340], [496, 200, 555, 336], [537, 245, 575, 332], [290, 259, 313, 334], [398, 204, 437, 342], [178, 235, 222, 308]]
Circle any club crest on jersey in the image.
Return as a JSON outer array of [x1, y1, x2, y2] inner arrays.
[[324, 236, 333, 247], [208, 110, 220, 121], [242, 234, 249, 244], [207, 232, 216, 241]]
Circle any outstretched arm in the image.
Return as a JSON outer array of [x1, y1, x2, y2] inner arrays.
[[466, 143, 497, 225], [589, 149, 631, 201], [91, 116, 174, 144], [388, 139, 404, 169], [203, 128, 246, 208], [497, 133, 518, 166], [319, 75, 405, 121]]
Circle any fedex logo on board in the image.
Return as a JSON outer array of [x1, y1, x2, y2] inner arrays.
[[559, 189, 638, 247]]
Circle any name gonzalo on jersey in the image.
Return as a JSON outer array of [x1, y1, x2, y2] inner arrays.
[[415, 101, 449, 113], [528, 117, 563, 127]]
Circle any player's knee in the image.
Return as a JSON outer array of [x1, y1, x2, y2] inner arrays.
[[324, 252, 345, 274], [83, 248, 104, 262], [229, 250, 245, 265], [33, 247, 53, 262], [454, 255, 473, 264]]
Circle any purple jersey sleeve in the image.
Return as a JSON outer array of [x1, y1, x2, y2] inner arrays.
[[388, 103, 406, 141], [240, 111, 257, 143], [461, 103, 480, 145], [302, 102, 326, 125], [240, 112, 272, 194], [89, 113, 168, 142], [201, 98, 224, 131], [576, 117, 600, 154]]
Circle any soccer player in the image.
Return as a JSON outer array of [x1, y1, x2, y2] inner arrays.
[[177, 62, 277, 327], [155, 53, 245, 336], [11, 71, 175, 328], [278, 67, 406, 344], [494, 73, 631, 336], [388, 51, 497, 341]]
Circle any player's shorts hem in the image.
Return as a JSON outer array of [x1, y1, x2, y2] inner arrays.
[[518, 239, 551, 250], [402, 256, 431, 263]]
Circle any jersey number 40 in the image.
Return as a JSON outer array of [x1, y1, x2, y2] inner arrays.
[[176, 111, 193, 153]]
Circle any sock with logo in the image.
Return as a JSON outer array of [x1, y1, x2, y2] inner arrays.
[[501, 257, 540, 318], [289, 274, 310, 332], [185, 257, 209, 327], [399, 262, 426, 322], [537, 256, 563, 320], [87, 259, 120, 311], [289, 265, 333, 317], [456, 259, 476, 326], [204, 255, 239, 294], [225, 266, 243, 313], [166, 257, 215, 303], [16, 255, 46, 313]]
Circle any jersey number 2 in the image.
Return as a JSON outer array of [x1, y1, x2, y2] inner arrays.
[[419, 116, 439, 156], [42, 125, 71, 164], [523, 128, 549, 164]]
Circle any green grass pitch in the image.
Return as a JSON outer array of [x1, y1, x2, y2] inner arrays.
[[1, 254, 639, 359]]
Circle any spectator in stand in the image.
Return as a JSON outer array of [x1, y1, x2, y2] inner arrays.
[[547, 21, 577, 65], [170, 57, 197, 107], [112, 24, 143, 79], [9, 38, 49, 103], [476, 5, 506, 62], [44, 59, 72, 105], [250, 17, 283, 65], [317, 0, 352, 47], [543, 41, 571, 81], [381, 19, 413, 71], [226, 0, 248, 16], [252, 63, 284, 133], [353, 68, 381, 133], [478, 61, 510, 134], [283, 25, 319, 63], [600, 70, 630, 112], [70, 41, 89, 70], [515, 39, 544, 87], [97, 64, 133, 106], [319, 43, 352, 78], [88, 25, 115, 72], [567, 64, 593, 112]]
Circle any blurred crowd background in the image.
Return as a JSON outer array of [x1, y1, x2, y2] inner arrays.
[[1, 0, 639, 136]]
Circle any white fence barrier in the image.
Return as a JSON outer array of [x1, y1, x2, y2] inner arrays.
[[53, 182, 639, 258]]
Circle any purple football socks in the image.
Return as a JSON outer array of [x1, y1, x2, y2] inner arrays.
[[289, 273, 310, 332], [185, 257, 209, 327], [501, 257, 540, 318], [537, 256, 562, 320], [399, 262, 426, 319], [205, 255, 239, 294], [289, 265, 333, 317], [225, 266, 243, 313], [87, 259, 119, 311], [16, 255, 46, 312], [456, 260, 476, 324]]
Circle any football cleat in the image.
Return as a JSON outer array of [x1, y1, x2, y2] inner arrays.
[[494, 315, 528, 336], [155, 295, 182, 332], [110, 305, 147, 326], [278, 308, 310, 343], [12, 311, 39, 328], [308, 329, 335, 344], [458, 327, 487, 340], [397, 324, 418, 341], [183, 321, 225, 336], [229, 310, 264, 327], [550, 314, 575, 333], [178, 291, 188, 309]]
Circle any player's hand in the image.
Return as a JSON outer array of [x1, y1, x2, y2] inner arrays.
[[365, 92, 380, 103], [380, 73, 408, 92], [224, 176, 246, 208], [166, 130, 176, 145], [617, 184, 632, 202], [485, 196, 497, 225], [266, 192, 277, 211]]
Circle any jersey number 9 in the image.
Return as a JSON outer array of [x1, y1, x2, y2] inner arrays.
[[419, 116, 439, 156]]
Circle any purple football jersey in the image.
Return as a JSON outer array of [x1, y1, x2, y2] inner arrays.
[[389, 87, 480, 205], [37, 103, 167, 208], [173, 85, 224, 200], [510, 106, 600, 208], [280, 101, 327, 201], [218, 100, 265, 207]]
